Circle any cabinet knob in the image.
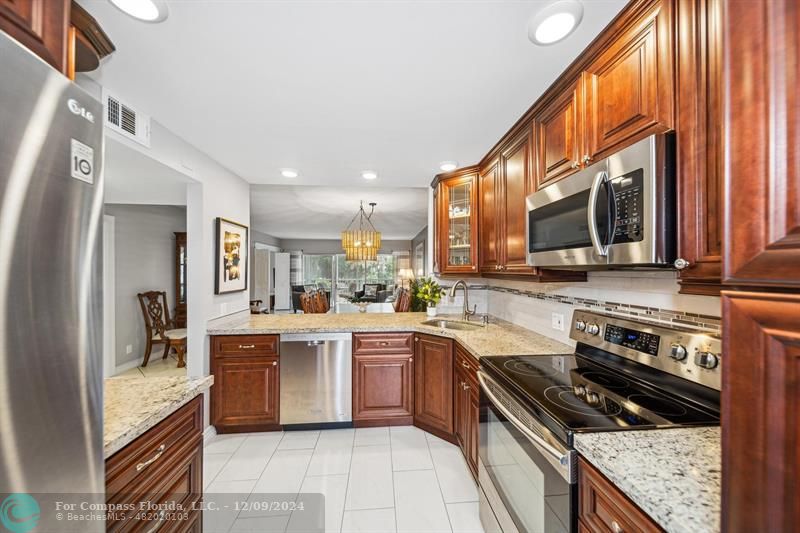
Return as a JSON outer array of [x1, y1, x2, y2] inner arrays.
[[571, 162, 579, 169], [462, 361, 471, 369], [379, 341, 390, 346], [409, 357, 413, 362], [415, 337, 419, 342], [272, 361, 278, 366], [463, 383, 471, 390], [674, 258, 691, 270], [583, 154, 592, 164], [611, 520, 624, 533]]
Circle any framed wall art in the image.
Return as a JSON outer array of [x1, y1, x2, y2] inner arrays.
[[215, 217, 248, 294]]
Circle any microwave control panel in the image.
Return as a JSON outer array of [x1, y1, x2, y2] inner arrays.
[[610, 168, 644, 243]]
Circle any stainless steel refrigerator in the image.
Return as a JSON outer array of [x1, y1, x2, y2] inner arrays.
[[0, 31, 104, 530]]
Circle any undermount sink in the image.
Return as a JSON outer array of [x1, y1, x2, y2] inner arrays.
[[421, 319, 483, 331]]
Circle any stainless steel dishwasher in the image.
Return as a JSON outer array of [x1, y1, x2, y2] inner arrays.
[[279, 333, 352, 428]]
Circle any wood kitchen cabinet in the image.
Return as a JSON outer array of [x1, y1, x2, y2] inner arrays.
[[413, 334, 455, 441], [454, 344, 479, 479], [433, 167, 480, 275], [532, 76, 584, 189], [478, 159, 501, 273], [721, 0, 800, 530], [674, 0, 724, 295], [211, 335, 281, 433], [579, 457, 661, 533], [353, 333, 415, 427], [583, 0, 674, 163], [0, 0, 70, 73], [106, 396, 204, 533]]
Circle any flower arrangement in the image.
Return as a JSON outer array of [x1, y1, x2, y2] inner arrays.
[[414, 277, 445, 315]]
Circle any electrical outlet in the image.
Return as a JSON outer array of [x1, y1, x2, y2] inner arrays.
[[126, 345, 133, 354], [552, 356, 566, 373], [551, 312, 565, 331]]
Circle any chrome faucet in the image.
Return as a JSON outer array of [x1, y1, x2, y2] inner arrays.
[[449, 280, 477, 322]]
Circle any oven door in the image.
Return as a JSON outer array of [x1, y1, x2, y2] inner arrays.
[[526, 161, 613, 268], [478, 371, 577, 533]]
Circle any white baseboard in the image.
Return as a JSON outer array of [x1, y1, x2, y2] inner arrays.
[[203, 425, 217, 445], [113, 359, 141, 375]]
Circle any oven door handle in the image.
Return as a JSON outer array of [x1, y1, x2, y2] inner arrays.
[[478, 371, 575, 483], [587, 170, 609, 257]]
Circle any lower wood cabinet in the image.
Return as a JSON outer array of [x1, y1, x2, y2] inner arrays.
[[211, 335, 280, 433], [413, 334, 455, 441], [454, 344, 479, 478], [353, 332, 415, 426], [106, 396, 204, 533], [579, 457, 661, 533]]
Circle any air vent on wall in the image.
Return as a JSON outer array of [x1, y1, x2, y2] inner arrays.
[[102, 90, 150, 147]]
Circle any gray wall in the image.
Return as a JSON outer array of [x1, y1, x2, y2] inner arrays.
[[105, 204, 186, 369], [278, 238, 412, 255]]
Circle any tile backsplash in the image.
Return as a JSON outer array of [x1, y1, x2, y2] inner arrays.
[[437, 271, 721, 346]]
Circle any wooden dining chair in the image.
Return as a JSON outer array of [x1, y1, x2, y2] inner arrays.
[[299, 292, 315, 314], [393, 288, 411, 312], [314, 289, 330, 313], [137, 291, 187, 368]]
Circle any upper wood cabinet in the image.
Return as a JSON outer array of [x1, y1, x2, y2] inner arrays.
[[478, 160, 501, 273], [433, 168, 480, 275], [533, 76, 584, 189], [500, 130, 537, 274], [0, 0, 70, 72], [722, 0, 800, 290], [413, 334, 454, 441], [583, 0, 674, 163], [674, 0, 723, 295]]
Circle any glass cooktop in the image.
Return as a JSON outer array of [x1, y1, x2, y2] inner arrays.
[[480, 353, 720, 440]]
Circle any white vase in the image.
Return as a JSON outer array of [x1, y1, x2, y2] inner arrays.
[[426, 306, 437, 317]]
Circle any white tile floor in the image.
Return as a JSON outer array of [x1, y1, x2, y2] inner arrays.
[[203, 426, 485, 533], [114, 354, 187, 378]]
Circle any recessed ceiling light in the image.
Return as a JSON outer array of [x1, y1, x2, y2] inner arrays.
[[109, 0, 169, 22], [362, 171, 378, 180], [280, 168, 299, 178], [528, 0, 583, 46], [439, 161, 458, 172]]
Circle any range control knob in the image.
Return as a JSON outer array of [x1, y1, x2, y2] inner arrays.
[[573, 385, 586, 397], [695, 351, 720, 370], [575, 320, 587, 332], [669, 343, 688, 361], [585, 391, 600, 406], [586, 323, 601, 336]]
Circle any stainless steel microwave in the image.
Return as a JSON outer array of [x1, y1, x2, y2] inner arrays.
[[526, 134, 676, 269]]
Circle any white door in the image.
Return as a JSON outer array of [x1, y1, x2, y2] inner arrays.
[[274, 252, 291, 310]]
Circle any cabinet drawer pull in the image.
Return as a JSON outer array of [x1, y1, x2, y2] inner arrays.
[[379, 341, 390, 346], [145, 509, 168, 533], [463, 383, 471, 390], [415, 337, 419, 342], [462, 361, 471, 369], [611, 520, 624, 533], [136, 444, 166, 472], [239, 344, 256, 349], [272, 361, 278, 366], [408, 357, 413, 362]]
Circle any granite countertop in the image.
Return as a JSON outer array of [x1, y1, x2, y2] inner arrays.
[[207, 311, 573, 359], [104, 375, 214, 458], [574, 427, 721, 533]]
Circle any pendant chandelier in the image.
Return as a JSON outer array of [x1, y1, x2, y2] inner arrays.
[[341, 201, 381, 262]]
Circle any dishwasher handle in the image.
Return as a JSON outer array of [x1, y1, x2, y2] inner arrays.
[[307, 340, 324, 346]]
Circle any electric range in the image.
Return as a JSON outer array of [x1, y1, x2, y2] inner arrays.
[[477, 310, 721, 533]]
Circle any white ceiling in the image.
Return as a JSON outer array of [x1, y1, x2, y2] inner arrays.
[[250, 186, 428, 239], [79, 0, 627, 188]]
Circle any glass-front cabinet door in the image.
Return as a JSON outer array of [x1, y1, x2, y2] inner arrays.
[[436, 169, 479, 274]]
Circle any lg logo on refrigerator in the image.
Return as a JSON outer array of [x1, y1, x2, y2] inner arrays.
[[67, 98, 95, 123]]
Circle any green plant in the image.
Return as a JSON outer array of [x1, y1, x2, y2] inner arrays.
[[414, 277, 444, 308]]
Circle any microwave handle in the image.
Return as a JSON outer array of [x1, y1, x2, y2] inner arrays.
[[587, 170, 609, 257]]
